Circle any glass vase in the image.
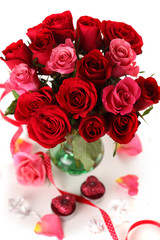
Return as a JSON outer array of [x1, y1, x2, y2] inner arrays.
[[49, 134, 104, 175]]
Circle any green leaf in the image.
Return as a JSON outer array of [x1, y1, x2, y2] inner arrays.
[[105, 77, 121, 87], [113, 142, 118, 157], [72, 134, 102, 171], [69, 66, 77, 78], [5, 99, 17, 116], [138, 112, 147, 123], [75, 37, 80, 51], [12, 90, 19, 99], [32, 57, 45, 68], [39, 79, 49, 88], [33, 57, 38, 65], [35, 63, 46, 68], [142, 105, 153, 117]]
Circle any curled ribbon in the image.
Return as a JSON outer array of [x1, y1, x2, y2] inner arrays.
[[125, 220, 160, 240], [0, 84, 20, 127], [0, 110, 21, 127], [0, 83, 11, 100]]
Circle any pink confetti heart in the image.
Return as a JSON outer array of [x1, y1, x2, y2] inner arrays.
[[34, 214, 64, 239]]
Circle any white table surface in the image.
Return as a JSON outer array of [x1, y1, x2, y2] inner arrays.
[[0, 1, 160, 239]]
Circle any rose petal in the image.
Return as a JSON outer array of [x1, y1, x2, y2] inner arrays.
[[34, 214, 64, 239], [116, 175, 139, 196], [14, 138, 32, 154], [117, 134, 142, 156], [65, 38, 74, 48]]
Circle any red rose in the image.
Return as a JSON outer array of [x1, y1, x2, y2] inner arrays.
[[14, 86, 55, 124], [76, 49, 111, 88], [27, 105, 71, 148], [1, 40, 32, 70], [134, 76, 160, 111], [42, 11, 75, 44], [76, 16, 102, 53], [27, 23, 44, 42], [108, 111, 139, 144], [101, 20, 143, 55], [78, 115, 106, 142], [29, 28, 57, 74], [56, 77, 97, 119]]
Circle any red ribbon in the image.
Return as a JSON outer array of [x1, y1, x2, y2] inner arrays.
[[0, 110, 21, 127], [0, 83, 21, 127], [126, 219, 160, 239], [0, 83, 11, 100]]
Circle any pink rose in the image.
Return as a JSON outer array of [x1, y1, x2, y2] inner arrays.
[[6, 63, 40, 95], [13, 151, 47, 186], [46, 38, 77, 74], [102, 77, 141, 115], [105, 38, 139, 77]]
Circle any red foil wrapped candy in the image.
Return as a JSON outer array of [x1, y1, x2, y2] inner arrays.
[[81, 176, 105, 200], [51, 194, 76, 216]]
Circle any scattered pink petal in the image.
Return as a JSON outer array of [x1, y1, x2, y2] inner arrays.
[[34, 214, 64, 239], [117, 134, 142, 156], [13, 138, 32, 155], [116, 175, 139, 196]]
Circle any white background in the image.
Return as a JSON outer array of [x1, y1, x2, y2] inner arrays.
[[0, 0, 160, 239]]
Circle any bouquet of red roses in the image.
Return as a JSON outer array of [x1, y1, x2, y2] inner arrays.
[[1, 10, 160, 172]]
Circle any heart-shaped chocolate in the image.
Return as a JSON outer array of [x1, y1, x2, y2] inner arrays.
[[51, 194, 76, 216], [81, 176, 105, 199]]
